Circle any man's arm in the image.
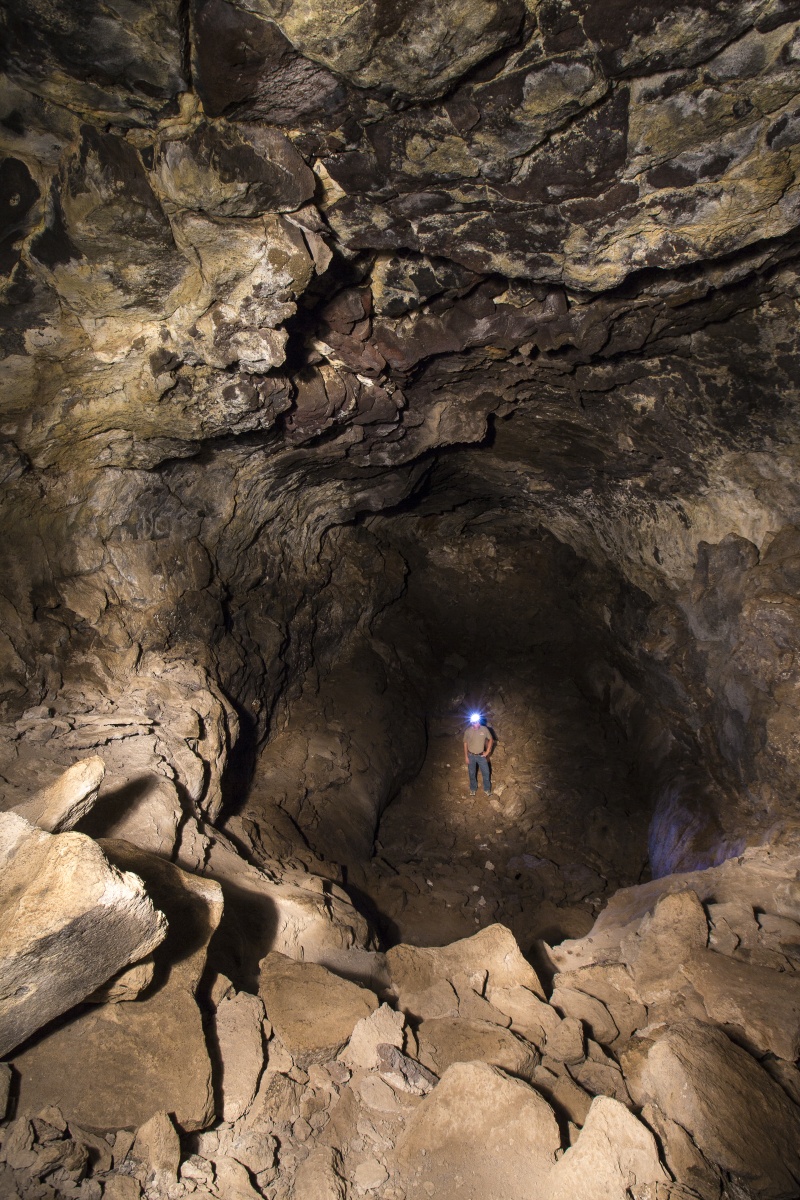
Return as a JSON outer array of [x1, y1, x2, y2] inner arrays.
[[482, 732, 494, 757], [464, 739, 470, 763]]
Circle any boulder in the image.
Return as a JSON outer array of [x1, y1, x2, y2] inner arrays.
[[623, 890, 709, 1007], [641, 1102, 722, 1198], [550, 987, 619, 1045], [393, 1060, 560, 1200], [259, 952, 378, 1067], [387, 924, 545, 1021], [13, 844, 223, 1131], [0, 813, 167, 1058], [215, 990, 267, 1122], [340, 1002, 406, 1071], [623, 1020, 800, 1198], [13, 756, 105, 833], [292, 1146, 346, 1200], [549, 965, 647, 1041], [547, 1096, 669, 1200], [132, 1111, 180, 1186], [681, 949, 800, 1061], [416, 1017, 538, 1078], [543, 1016, 585, 1065], [486, 984, 562, 1044]]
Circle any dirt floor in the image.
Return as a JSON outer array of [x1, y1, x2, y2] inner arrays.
[[354, 649, 651, 955]]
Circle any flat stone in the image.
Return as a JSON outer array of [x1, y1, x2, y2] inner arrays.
[[416, 1016, 538, 1078], [0, 813, 167, 1058], [393, 1060, 560, 1200], [387, 924, 545, 1023], [547, 1096, 669, 1200], [293, 1146, 346, 1200], [544, 1016, 585, 1065], [132, 1111, 180, 1184], [341, 1002, 405, 1071], [682, 948, 800, 1060], [216, 990, 266, 1122], [550, 987, 619, 1045], [352, 1159, 388, 1191], [259, 952, 378, 1067], [14, 756, 105, 833], [377, 1044, 438, 1095], [623, 1019, 800, 1197], [486, 984, 562, 1044], [13, 844, 222, 1131]]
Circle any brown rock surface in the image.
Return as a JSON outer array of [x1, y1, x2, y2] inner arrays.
[[623, 1020, 800, 1198], [258, 952, 378, 1067], [0, 813, 166, 1059], [393, 1060, 560, 1200], [416, 1016, 539, 1078], [12, 845, 223, 1131]]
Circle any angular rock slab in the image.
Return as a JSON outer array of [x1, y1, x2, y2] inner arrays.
[[393, 1060, 560, 1200], [258, 951, 378, 1067], [215, 990, 267, 1122], [682, 948, 800, 1061], [547, 1096, 669, 1200], [12, 843, 223, 1131], [623, 1020, 800, 1199], [13, 756, 105, 833], [387, 923, 545, 1020], [0, 813, 166, 1058], [416, 1016, 539, 1079]]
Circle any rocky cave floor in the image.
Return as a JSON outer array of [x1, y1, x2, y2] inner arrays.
[[356, 664, 648, 952]]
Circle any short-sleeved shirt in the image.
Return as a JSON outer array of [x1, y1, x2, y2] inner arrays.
[[464, 724, 491, 753]]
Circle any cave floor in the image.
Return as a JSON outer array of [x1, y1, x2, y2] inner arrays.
[[354, 655, 651, 953]]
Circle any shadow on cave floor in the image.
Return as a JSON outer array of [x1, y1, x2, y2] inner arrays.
[[353, 648, 652, 956]]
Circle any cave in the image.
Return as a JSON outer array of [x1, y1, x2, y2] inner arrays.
[[2, 1, 800, 1197]]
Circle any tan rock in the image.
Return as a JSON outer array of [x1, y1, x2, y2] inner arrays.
[[544, 1016, 585, 1065], [623, 890, 709, 1006], [0, 813, 167, 1058], [340, 1002, 405, 1071], [212, 1155, 262, 1200], [623, 1020, 800, 1197], [486, 984, 562, 1044], [102, 1178, 142, 1200], [681, 949, 800, 1061], [550, 986, 619, 1045], [86, 957, 154, 1003], [14, 756, 105, 833], [13, 845, 222, 1131], [292, 1146, 346, 1200], [641, 1102, 722, 1198], [216, 990, 267, 1122], [569, 1042, 631, 1106], [387, 924, 545, 1023], [393, 1060, 560, 1200], [550, 964, 647, 1041], [259, 952, 378, 1067], [547, 1096, 669, 1200], [416, 1016, 538, 1078], [533, 1063, 593, 1126], [132, 1111, 180, 1184]]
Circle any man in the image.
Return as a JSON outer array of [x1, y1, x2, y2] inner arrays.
[[463, 712, 494, 796]]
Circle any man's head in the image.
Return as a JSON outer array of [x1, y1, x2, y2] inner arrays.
[[470, 711, 481, 726]]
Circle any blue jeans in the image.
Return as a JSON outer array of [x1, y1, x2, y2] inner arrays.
[[468, 752, 491, 794]]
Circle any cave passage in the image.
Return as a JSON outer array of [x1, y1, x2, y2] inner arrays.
[[241, 504, 653, 953]]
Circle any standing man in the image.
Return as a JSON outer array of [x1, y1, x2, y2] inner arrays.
[[464, 712, 494, 796]]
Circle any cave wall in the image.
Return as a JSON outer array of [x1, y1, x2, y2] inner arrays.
[[3, 0, 800, 876]]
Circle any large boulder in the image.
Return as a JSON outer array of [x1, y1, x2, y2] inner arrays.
[[547, 1096, 669, 1200], [12, 844, 223, 1131], [623, 1020, 800, 1199], [0, 813, 166, 1058], [393, 1060, 560, 1200], [258, 952, 378, 1066], [13, 756, 106, 833], [387, 924, 545, 1020], [416, 1016, 539, 1078]]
